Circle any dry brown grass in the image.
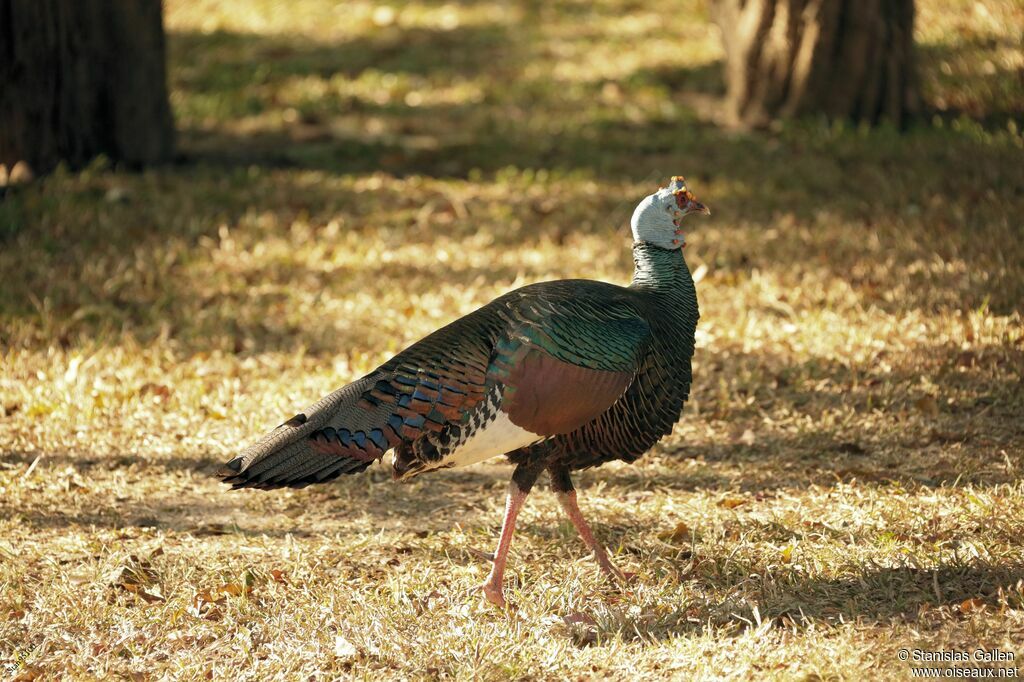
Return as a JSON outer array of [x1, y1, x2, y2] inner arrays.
[[1, 0, 1023, 679]]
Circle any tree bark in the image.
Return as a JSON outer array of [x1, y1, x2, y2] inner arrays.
[[710, 0, 916, 127], [0, 0, 174, 176]]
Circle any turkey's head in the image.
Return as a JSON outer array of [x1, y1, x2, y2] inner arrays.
[[630, 176, 710, 249]]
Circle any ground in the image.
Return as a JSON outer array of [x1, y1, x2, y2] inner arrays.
[[1, 0, 1023, 679]]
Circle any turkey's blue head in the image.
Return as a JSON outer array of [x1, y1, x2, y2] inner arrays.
[[630, 176, 710, 249]]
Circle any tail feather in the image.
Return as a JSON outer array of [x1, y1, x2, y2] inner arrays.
[[219, 377, 380, 490], [220, 305, 499, 491], [312, 457, 368, 482]]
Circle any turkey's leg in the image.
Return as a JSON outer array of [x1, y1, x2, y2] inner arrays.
[[480, 462, 543, 607], [550, 466, 628, 581], [480, 482, 528, 607]]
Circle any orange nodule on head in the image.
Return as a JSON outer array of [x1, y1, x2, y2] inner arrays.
[[666, 176, 710, 217], [662, 175, 688, 194]]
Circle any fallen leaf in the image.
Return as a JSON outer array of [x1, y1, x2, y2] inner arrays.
[[188, 594, 222, 620], [120, 582, 165, 604], [959, 597, 985, 613], [780, 545, 794, 563], [189, 582, 250, 618], [718, 497, 747, 509], [270, 569, 288, 584], [219, 582, 245, 597], [657, 522, 692, 543]]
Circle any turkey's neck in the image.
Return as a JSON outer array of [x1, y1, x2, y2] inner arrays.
[[629, 241, 693, 294]]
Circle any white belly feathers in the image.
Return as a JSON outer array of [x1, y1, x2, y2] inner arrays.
[[390, 397, 544, 479], [441, 409, 542, 468]]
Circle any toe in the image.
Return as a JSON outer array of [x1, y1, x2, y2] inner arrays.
[[597, 561, 636, 585]]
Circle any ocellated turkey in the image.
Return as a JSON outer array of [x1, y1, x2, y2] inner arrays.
[[220, 176, 709, 606]]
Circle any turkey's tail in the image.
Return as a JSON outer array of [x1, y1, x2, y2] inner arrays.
[[219, 375, 389, 490]]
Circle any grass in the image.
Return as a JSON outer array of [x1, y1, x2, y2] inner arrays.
[[1, 0, 1023, 679]]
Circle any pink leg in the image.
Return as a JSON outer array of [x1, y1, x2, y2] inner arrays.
[[555, 490, 627, 581], [481, 482, 530, 607]]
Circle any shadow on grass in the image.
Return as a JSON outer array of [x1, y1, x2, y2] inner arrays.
[[917, 36, 1024, 127], [171, 22, 519, 91], [751, 560, 1024, 624], [569, 559, 1024, 646], [168, 26, 1024, 225]]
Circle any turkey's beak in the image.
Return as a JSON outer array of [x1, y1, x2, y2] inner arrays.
[[684, 198, 710, 217]]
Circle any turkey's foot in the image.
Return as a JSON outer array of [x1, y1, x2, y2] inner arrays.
[[602, 566, 638, 585], [479, 577, 508, 608], [555, 489, 635, 585], [592, 548, 636, 584]]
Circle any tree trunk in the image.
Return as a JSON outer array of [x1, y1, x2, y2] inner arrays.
[[0, 0, 174, 176], [710, 0, 916, 127]]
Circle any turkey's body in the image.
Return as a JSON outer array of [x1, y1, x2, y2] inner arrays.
[[221, 175, 705, 607], [221, 243, 697, 489]]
